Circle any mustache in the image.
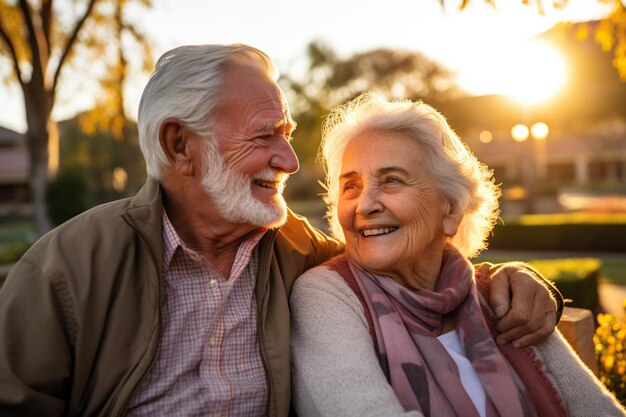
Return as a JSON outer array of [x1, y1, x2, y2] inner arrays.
[[253, 169, 289, 189]]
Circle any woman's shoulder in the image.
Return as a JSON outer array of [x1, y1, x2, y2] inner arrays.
[[293, 261, 356, 299], [291, 258, 368, 321]]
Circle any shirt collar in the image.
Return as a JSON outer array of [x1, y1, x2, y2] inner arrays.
[[161, 208, 267, 271]]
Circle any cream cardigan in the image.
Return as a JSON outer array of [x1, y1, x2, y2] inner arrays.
[[290, 265, 626, 417]]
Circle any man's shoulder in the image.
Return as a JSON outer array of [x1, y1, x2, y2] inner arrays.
[[275, 209, 342, 253], [21, 197, 139, 267], [278, 209, 329, 241]]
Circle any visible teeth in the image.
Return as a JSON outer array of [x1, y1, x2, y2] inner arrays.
[[361, 227, 398, 237], [254, 180, 277, 189]]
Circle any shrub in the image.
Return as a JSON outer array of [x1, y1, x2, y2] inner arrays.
[[594, 305, 626, 406], [45, 167, 90, 226], [529, 258, 602, 312], [488, 224, 626, 252], [0, 242, 30, 264]]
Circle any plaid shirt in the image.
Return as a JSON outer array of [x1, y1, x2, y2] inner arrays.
[[126, 211, 268, 416]]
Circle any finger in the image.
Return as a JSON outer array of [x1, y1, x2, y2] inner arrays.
[[496, 316, 538, 346], [509, 311, 558, 348], [496, 285, 557, 346], [488, 266, 513, 319], [509, 284, 558, 346], [494, 271, 534, 332]]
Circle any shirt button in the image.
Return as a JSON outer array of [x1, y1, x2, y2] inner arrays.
[[209, 279, 217, 288], [208, 337, 216, 346]]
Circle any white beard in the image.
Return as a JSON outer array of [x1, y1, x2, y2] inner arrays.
[[200, 139, 289, 229]]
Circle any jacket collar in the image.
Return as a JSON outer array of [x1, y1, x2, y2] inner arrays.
[[122, 177, 165, 278]]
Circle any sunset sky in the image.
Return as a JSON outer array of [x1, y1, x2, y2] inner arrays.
[[0, 0, 615, 133]]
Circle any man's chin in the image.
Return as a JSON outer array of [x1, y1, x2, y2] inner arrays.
[[226, 197, 288, 230], [256, 202, 288, 229], [264, 212, 288, 229]]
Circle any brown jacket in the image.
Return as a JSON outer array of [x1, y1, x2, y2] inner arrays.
[[0, 178, 343, 417]]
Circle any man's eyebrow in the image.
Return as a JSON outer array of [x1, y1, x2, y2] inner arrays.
[[275, 118, 297, 132], [257, 118, 297, 133]]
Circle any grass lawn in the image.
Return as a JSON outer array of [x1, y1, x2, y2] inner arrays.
[[0, 221, 35, 245], [0, 222, 35, 264], [476, 250, 626, 285]]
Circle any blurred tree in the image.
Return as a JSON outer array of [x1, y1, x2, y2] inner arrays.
[[45, 166, 89, 227], [58, 115, 144, 206], [446, 0, 626, 80], [281, 41, 463, 182], [0, 0, 152, 236]]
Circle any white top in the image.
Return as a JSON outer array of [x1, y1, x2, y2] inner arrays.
[[290, 265, 626, 417], [438, 330, 486, 417]]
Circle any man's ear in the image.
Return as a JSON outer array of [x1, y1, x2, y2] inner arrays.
[[159, 118, 195, 176], [443, 204, 463, 237]]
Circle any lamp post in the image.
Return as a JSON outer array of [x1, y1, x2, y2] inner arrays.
[[510, 122, 550, 214]]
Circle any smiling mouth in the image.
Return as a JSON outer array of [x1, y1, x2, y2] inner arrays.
[[254, 179, 280, 189], [361, 227, 398, 237]]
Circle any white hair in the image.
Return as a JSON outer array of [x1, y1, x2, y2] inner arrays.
[[138, 44, 279, 179], [320, 92, 501, 258]]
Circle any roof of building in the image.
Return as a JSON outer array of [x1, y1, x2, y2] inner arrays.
[[0, 126, 25, 146], [0, 148, 28, 182]]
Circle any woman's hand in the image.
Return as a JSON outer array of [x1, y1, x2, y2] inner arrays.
[[483, 263, 560, 348]]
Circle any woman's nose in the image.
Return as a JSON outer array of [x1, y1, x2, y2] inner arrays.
[[355, 185, 383, 215]]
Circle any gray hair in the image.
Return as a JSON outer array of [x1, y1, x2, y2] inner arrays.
[[138, 44, 279, 179], [320, 92, 500, 258]]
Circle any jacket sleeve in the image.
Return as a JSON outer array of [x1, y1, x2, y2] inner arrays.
[[277, 210, 344, 273], [473, 261, 564, 322], [0, 258, 72, 416]]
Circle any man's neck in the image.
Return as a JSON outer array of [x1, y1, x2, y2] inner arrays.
[[162, 186, 261, 278]]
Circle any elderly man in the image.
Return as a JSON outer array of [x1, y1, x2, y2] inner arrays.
[[0, 44, 561, 417]]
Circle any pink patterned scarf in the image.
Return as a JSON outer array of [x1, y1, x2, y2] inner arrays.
[[349, 245, 540, 417]]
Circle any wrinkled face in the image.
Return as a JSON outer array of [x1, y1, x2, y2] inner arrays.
[[338, 132, 454, 279], [203, 64, 299, 228]]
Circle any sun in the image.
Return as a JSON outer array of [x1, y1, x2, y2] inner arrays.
[[503, 41, 568, 105], [458, 40, 568, 105]]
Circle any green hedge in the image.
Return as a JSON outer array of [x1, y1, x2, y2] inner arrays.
[[528, 258, 602, 312], [488, 224, 626, 252], [0, 242, 30, 265]]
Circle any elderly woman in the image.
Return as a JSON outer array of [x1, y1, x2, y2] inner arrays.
[[290, 93, 625, 417]]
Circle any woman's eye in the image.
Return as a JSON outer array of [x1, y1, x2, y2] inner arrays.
[[342, 183, 356, 193], [385, 177, 402, 184]]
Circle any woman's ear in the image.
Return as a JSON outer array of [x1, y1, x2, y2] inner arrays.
[[159, 118, 195, 176], [443, 204, 463, 237]]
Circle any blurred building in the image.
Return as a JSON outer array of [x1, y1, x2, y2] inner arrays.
[[440, 22, 626, 214], [0, 126, 30, 218]]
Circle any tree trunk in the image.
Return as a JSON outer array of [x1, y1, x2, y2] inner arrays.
[[29, 134, 52, 236], [24, 87, 54, 237]]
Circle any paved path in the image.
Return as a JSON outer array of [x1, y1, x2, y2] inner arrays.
[[599, 282, 626, 315]]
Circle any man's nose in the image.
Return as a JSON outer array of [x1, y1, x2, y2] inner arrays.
[[271, 136, 299, 174]]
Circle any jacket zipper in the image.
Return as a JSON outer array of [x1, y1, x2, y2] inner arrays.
[[255, 229, 278, 416]]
